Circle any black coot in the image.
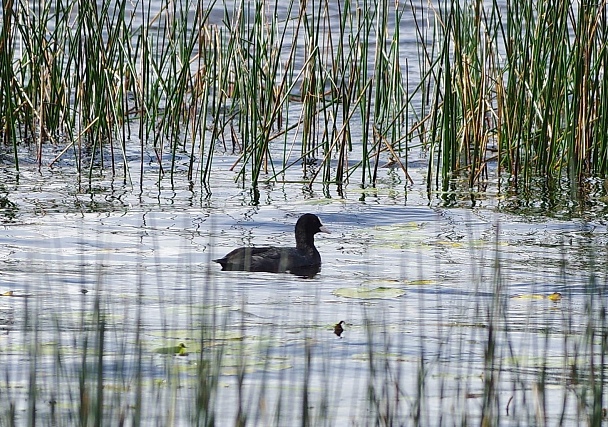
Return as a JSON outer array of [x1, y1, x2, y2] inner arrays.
[[214, 213, 330, 273]]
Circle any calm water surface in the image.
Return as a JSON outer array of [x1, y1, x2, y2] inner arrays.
[[0, 155, 605, 425]]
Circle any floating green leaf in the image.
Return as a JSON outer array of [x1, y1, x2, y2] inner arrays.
[[407, 279, 435, 286], [154, 343, 188, 356]]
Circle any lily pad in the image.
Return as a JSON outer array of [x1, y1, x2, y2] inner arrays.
[[511, 294, 545, 300], [511, 293, 562, 301], [0, 291, 31, 297], [362, 279, 405, 286], [333, 286, 405, 300], [407, 279, 435, 286], [371, 223, 428, 248], [434, 240, 464, 248], [361, 278, 434, 286], [154, 343, 188, 356]]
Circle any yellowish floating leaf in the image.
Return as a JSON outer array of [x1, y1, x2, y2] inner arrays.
[[407, 279, 435, 286], [434, 240, 464, 248], [547, 292, 562, 302], [154, 343, 188, 356], [300, 198, 340, 205], [512, 293, 563, 301], [362, 279, 405, 286], [333, 286, 405, 300], [0, 291, 31, 297], [511, 294, 546, 300], [374, 223, 420, 232], [371, 242, 408, 249], [373, 224, 423, 237], [370, 223, 429, 249], [363, 279, 434, 287]]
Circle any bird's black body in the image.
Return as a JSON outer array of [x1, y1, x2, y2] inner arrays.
[[214, 213, 329, 274]]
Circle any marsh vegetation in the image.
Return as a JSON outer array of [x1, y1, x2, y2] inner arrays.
[[2, 0, 607, 196]]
